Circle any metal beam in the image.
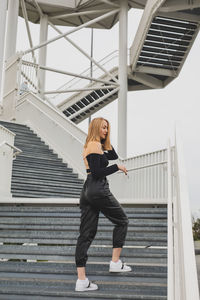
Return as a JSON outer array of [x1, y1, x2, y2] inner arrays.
[[5, 0, 19, 60], [128, 0, 145, 9], [136, 65, 177, 77], [23, 9, 120, 55], [49, 9, 113, 20], [167, 140, 174, 300], [83, 12, 109, 29], [118, 0, 128, 159], [99, 0, 120, 8], [48, 21, 118, 84], [44, 85, 117, 94], [32, 0, 43, 17], [38, 14, 48, 97], [160, 0, 200, 12], [129, 71, 164, 89], [21, 0, 37, 64], [158, 10, 200, 22], [34, 64, 119, 86], [0, 0, 7, 103]]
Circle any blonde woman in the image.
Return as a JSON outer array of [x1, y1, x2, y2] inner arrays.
[[75, 117, 131, 292]]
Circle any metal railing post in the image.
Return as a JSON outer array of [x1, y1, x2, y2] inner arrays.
[[167, 139, 174, 300], [174, 125, 200, 299]]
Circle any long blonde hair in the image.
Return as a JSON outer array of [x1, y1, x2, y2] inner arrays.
[[84, 117, 112, 151]]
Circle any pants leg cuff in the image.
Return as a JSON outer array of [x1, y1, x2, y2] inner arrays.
[[113, 245, 123, 248]]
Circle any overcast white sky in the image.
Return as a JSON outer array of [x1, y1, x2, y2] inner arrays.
[[16, 8, 200, 215]]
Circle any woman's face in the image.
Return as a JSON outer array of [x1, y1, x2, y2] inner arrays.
[[99, 120, 108, 140]]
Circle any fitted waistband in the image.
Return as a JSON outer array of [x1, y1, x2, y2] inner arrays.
[[86, 173, 107, 180]]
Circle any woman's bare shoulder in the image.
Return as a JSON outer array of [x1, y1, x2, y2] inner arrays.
[[85, 141, 103, 156], [88, 141, 101, 146]]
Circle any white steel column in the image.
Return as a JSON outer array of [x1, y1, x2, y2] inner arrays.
[[118, 0, 128, 158], [0, 0, 7, 103], [38, 14, 48, 98], [5, 0, 19, 60]]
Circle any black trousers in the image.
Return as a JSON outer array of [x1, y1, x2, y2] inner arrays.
[[75, 174, 129, 267]]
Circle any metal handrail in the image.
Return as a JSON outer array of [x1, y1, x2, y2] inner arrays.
[[0, 141, 22, 159], [19, 50, 119, 101], [167, 140, 174, 299], [48, 50, 119, 100], [117, 160, 167, 178]]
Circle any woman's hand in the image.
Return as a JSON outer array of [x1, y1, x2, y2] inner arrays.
[[117, 164, 128, 175]]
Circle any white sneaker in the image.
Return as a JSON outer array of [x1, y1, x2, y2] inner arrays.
[[75, 277, 98, 292], [109, 260, 132, 273]]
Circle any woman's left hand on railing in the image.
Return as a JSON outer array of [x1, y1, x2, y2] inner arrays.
[[117, 164, 128, 175]]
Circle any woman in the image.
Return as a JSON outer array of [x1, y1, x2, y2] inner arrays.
[[75, 117, 131, 292]]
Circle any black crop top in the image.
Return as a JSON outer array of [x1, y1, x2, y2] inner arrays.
[[86, 145, 119, 179]]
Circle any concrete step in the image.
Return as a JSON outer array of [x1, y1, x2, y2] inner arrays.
[[14, 136, 44, 143], [12, 164, 74, 174], [0, 270, 167, 285], [14, 140, 53, 148], [14, 154, 63, 162], [11, 183, 82, 193], [0, 294, 167, 300], [0, 121, 32, 131], [0, 277, 167, 299], [0, 216, 167, 228], [12, 173, 82, 184], [1, 239, 166, 247], [11, 179, 83, 189], [0, 125, 39, 138], [0, 230, 167, 241], [1, 240, 166, 256], [14, 146, 55, 153], [0, 222, 167, 232], [14, 152, 63, 160], [15, 156, 69, 167], [0, 205, 167, 214], [14, 146, 54, 154], [13, 161, 73, 172], [0, 261, 167, 278], [12, 170, 79, 181], [0, 245, 167, 264], [0, 210, 167, 220], [11, 190, 80, 198], [1, 235, 167, 246]]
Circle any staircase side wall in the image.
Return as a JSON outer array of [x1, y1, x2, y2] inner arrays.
[[1, 54, 20, 121], [15, 93, 87, 179]]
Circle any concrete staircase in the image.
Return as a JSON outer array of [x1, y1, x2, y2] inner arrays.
[[56, 15, 200, 124], [0, 204, 167, 299], [0, 120, 84, 198], [0, 120, 167, 299]]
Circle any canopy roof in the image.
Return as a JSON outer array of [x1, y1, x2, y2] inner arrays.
[[18, 0, 146, 29], [18, 0, 200, 29]]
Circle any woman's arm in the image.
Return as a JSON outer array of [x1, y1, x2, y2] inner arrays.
[[87, 153, 119, 179], [86, 141, 119, 179], [104, 145, 118, 160]]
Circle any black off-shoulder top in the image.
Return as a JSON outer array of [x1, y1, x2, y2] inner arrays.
[[86, 145, 119, 179]]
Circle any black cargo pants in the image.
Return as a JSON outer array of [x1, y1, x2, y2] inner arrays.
[[75, 174, 129, 267]]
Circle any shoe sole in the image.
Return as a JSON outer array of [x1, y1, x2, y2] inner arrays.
[[75, 287, 98, 292], [109, 268, 132, 273]]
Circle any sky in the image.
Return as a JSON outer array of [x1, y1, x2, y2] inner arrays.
[[16, 8, 200, 216]]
